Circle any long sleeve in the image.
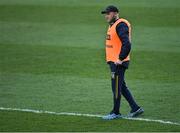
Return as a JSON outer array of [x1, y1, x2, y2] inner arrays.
[[116, 22, 131, 61]]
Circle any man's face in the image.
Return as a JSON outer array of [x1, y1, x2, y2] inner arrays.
[[104, 12, 117, 23]]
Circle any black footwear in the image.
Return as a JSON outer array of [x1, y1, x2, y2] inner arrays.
[[128, 107, 144, 117]]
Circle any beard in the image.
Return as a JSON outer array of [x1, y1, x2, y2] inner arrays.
[[109, 16, 118, 25]]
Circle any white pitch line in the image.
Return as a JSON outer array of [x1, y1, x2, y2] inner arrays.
[[0, 107, 180, 126]]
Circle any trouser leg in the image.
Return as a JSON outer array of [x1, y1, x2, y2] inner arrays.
[[111, 74, 121, 114], [121, 81, 140, 112], [109, 63, 125, 114]]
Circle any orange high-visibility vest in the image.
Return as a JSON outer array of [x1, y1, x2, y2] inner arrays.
[[105, 18, 131, 62]]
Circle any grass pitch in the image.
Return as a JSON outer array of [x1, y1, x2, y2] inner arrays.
[[0, 0, 180, 131]]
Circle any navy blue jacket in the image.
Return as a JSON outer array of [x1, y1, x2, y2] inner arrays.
[[116, 22, 131, 61], [116, 21, 131, 68]]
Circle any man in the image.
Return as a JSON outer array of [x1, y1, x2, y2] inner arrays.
[[101, 5, 144, 120]]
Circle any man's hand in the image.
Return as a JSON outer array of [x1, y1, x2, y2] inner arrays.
[[115, 59, 123, 65]]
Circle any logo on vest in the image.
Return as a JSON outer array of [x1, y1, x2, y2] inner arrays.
[[106, 45, 113, 48], [106, 34, 111, 40]]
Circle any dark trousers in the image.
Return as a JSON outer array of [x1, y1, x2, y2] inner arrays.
[[109, 62, 139, 114]]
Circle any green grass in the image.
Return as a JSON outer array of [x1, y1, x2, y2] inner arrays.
[[0, 110, 180, 132], [0, 0, 180, 132]]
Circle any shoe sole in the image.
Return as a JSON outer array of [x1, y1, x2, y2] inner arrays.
[[102, 115, 122, 120]]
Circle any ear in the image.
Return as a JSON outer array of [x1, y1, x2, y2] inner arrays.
[[115, 13, 119, 17]]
